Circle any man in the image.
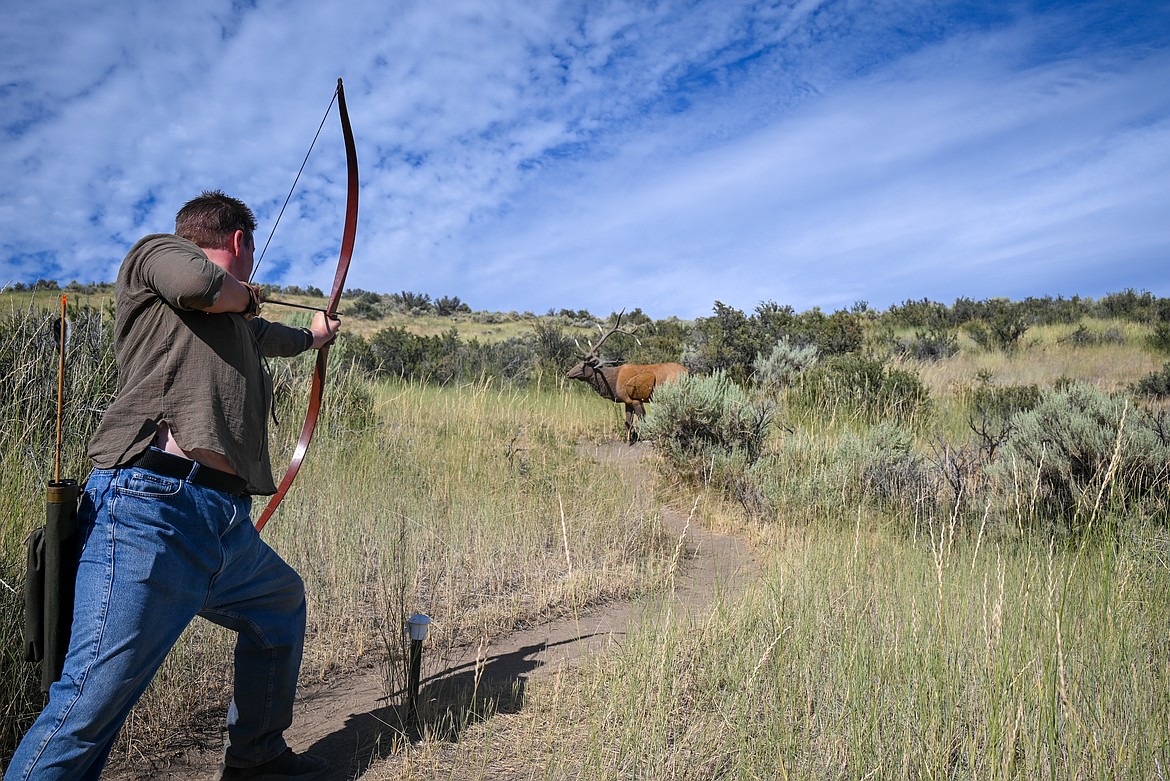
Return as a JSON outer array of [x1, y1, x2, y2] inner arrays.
[[6, 191, 339, 781]]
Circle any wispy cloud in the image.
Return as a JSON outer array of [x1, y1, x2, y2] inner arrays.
[[2, 0, 1167, 318]]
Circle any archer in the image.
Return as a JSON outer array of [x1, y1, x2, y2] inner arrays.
[[6, 192, 338, 781]]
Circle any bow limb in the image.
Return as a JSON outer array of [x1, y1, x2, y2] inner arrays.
[[255, 78, 358, 533]]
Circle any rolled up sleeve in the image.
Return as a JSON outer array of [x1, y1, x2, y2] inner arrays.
[[131, 235, 225, 311]]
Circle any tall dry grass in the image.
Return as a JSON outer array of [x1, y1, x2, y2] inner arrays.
[[101, 376, 677, 764], [371, 508, 1169, 780], [914, 321, 1161, 398], [0, 298, 675, 766], [5, 299, 1169, 778], [362, 318, 1170, 780], [1, 299, 116, 756]]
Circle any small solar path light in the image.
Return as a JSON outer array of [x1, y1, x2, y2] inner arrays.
[[405, 613, 431, 734]]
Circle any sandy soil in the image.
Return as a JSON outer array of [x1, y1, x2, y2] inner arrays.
[[105, 440, 757, 780]]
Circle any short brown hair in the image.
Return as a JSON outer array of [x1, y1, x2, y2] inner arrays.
[[175, 190, 257, 250]]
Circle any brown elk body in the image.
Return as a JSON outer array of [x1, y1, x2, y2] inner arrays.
[[566, 311, 687, 443]]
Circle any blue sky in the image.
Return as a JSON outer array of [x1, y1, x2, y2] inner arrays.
[[1, 0, 1167, 319]]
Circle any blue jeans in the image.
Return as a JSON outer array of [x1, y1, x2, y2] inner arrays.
[[5, 465, 307, 780]]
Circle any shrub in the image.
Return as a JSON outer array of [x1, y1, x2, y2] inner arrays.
[[643, 371, 773, 465], [435, 295, 471, 316], [753, 339, 819, 393], [1147, 323, 1170, 353], [1096, 288, 1160, 322], [1133, 362, 1170, 398], [886, 298, 948, 328], [1060, 323, 1126, 347], [346, 326, 541, 387], [346, 299, 378, 319], [925, 436, 984, 510], [858, 423, 935, 514], [684, 302, 757, 381], [622, 317, 690, 366], [805, 309, 865, 355], [995, 382, 1170, 525], [901, 324, 959, 361], [642, 372, 774, 516], [963, 300, 1030, 351], [530, 321, 578, 377], [394, 290, 433, 313], [764, 423, 940, 525], [968, 382, 1041, 460]]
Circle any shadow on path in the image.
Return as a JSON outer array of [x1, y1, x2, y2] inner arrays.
[[306, 634, 604, 779]]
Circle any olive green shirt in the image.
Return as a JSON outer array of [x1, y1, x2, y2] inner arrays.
[[87, 234, 313, 495]]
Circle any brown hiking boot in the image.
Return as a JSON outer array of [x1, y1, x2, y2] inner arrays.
[[216, 748, 329, 780]]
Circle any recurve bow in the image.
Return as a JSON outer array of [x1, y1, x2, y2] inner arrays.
[[255, 77, 359, 532]]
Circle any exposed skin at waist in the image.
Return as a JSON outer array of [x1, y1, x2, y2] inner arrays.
[[154, 421, 237, 475]]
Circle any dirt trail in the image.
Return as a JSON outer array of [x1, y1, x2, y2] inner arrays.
[[107, 441, 757, 780]]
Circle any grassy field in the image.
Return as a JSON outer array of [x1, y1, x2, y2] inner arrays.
[[0, 294, 675, 763], [93, 375, 682, 762], [375, 521, 1169, 779], [356, 322, 1169, 780], [2, 294, 1167, 777], [915, 320, 1161, 396], [364, 318, 1169, 779], [0, 288, 595, 343]]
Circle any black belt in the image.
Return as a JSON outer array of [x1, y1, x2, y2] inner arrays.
[[128, 449, 248, 495]]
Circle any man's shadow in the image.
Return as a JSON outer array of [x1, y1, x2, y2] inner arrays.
[[305, 634, 600, 779]]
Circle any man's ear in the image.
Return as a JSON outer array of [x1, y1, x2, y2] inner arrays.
[[230, 229, 247, 257]]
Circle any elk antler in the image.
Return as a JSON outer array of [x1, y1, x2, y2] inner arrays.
[[575, 306, 641, 364]]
